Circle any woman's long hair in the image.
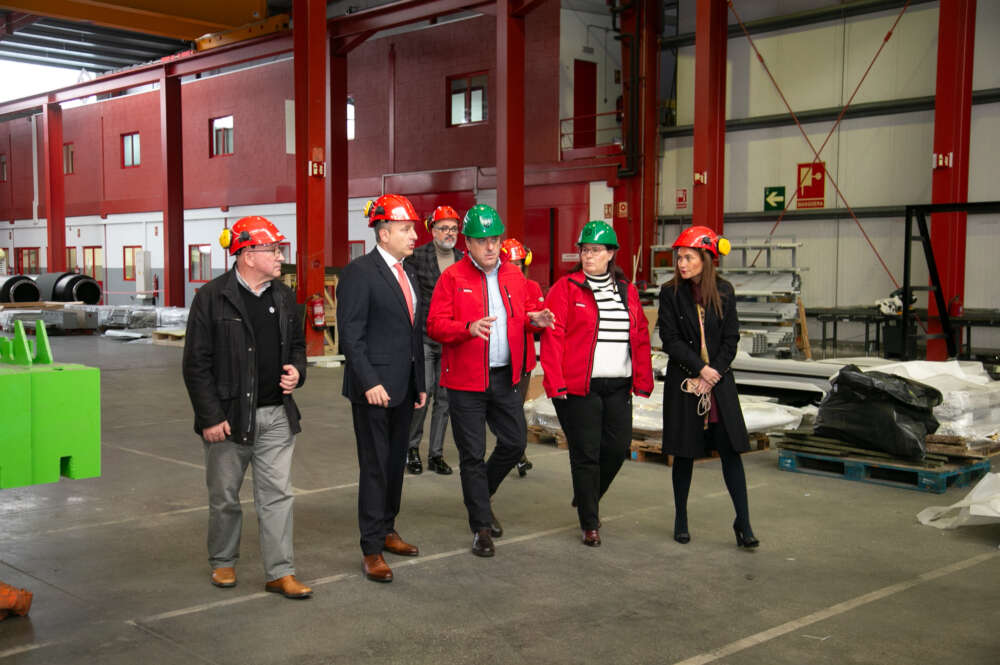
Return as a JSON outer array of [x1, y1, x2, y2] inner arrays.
[[571, 247, 627, 282], [668, 248, 724, 319]]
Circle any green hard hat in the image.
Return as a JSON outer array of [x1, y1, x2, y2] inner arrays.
[[577, 220, 619, 248], [462, 204, 506, 238]]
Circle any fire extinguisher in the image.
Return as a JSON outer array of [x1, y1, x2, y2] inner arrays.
[[308, 293, 325, 330]]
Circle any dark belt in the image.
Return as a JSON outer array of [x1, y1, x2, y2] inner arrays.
[[489, 365, 511, 374]]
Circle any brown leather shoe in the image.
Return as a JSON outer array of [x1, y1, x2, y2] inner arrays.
[[472, 528, 495, 557], [383, 532, 419, 557], [582, 529, 601, 547], [363, 553, 393, 583], [264, 575, 312, 599], [210, 567, 236, 588]]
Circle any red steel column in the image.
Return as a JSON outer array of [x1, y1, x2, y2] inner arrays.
[[294, 0, 328, 356], [497, 0, 526, 241], [928, 0, 976, 360], [159, 74, 184, 307], [330, 50, 349, 267], [42, 102, 66, 272], [638, 0, 659, 283], [692, 0, 727, 234]]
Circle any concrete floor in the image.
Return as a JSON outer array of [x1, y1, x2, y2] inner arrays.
[[1, 337, 997, 664]]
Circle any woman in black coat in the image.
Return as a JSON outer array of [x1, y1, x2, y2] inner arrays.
[[657, 226, 758, 548]]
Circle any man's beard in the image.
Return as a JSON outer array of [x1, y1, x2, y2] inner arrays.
[[434, 237, 457, 250]]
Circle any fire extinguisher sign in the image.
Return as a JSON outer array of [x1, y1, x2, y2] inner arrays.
[[796, 161, 825, 209]]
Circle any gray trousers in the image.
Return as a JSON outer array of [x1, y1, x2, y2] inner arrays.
[[204, 405, 296, 581], [407, 340, 449, 458]]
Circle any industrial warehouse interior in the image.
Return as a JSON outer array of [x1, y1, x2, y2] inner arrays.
[[1, 1, 998, 664]]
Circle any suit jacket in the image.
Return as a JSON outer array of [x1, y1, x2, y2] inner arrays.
[[657, 278, 748, 457], [403, 241, 463, 338], [337, 248, 425, 407]]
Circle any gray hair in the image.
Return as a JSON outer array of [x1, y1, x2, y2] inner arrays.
[[373, 220, 390, 244]]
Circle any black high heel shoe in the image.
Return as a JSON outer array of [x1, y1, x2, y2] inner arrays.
[[734, 526, 759, 549], [673, 517, 690, 544]]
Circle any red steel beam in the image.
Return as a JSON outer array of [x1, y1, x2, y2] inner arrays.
[[42, 102, 66, 272], [692, 0, 727, 235], [638, 0, 659, 283], [159, 74, 185, 307], [330, 52, 350, 267], [327, 0, 493, 39], [928, 0, 976, 360], [496, 0, 525, 242], [293, 0, 328, 356]]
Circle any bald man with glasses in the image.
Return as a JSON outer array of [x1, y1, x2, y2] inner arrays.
[[402, 205, 464, 476]]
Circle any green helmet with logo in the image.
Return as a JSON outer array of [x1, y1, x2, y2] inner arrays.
[[577, 220, 619, 248], [462, 204, 506, 238]]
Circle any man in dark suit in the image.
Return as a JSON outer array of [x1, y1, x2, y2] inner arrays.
[[337, 194, 427, 583], [402, 205, 464, 476]]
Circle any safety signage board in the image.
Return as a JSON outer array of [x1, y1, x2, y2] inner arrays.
[[616, 201, 629, 218], [603, 203, 613, 219], [764, 186, 785, 211], [796, 162, 825, 209], [676, 188, 688, 210]]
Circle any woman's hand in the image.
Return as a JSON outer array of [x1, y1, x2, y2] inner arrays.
[[699, 365, 721, 388]]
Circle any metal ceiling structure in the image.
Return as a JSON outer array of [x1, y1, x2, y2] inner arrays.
[[0, 12, 191, 72]]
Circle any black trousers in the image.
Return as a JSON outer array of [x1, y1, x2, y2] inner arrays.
[[553, 377, 632, 530], [448, 366, 527, 532], [352, 392, 414, 555]]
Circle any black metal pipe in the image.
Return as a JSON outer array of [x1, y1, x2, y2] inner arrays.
[[661, 0, 937, 49], [0, 275, 41, 303], [33, 272, 102, 305]]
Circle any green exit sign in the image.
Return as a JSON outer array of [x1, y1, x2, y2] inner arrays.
[[764, 186, 785, 211]]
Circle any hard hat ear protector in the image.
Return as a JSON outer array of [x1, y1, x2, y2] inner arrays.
[[524, 248, 533, 267], [363, 200, 387, 220]]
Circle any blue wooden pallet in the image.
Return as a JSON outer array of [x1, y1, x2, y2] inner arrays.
[[777, 449, 991, 494]]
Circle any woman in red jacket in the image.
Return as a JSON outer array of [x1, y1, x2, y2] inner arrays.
[[541, 220, 653, 547]]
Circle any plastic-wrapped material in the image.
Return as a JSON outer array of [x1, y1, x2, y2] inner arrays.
[[156, 307, 188, 328], [917, 472, 1000, 529], [523, 379, 805, 437], [868, 361, 1000, 441], [815, 364, 941, 461], [126, 307, 157, 329]]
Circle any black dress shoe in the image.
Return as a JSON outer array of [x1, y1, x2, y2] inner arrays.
[[472, 528, 495, 557], [674, 531, 691, 544], [427, 456, 452, 475], [734, 526, 759, 549], [489, 509, 503, 538], [406, 449, 423, 475]]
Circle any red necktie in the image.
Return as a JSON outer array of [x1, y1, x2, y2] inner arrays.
[[393, 263, 414, 323]]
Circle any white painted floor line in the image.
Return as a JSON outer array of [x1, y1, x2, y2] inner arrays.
[[669, 550, 998, 665], [104, 443, 206, 470], [703, 481, 768, 499], [0, 641, 61, 659]]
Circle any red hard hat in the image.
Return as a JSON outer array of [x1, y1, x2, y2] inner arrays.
[[220, 216, 286, 256], [672, 225, 731, 258], [426, 205, 461, 231], [500, 238, 532, 266], [364, 194, 419, 227]]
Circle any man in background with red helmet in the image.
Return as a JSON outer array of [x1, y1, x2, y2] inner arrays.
[[402, 205, 464, 476], [183, 215, 311, 599], [337, 194, 427, 583]]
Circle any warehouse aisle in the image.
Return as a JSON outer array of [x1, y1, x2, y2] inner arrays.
[[1, 339, 996, 664]]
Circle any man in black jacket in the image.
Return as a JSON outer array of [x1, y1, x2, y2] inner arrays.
[[402, 205, 463, 476], [337, 194, 426, 583], [182, 215, 311, 599]]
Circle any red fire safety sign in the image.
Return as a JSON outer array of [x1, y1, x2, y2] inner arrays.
[[796, 162, 825, 209]]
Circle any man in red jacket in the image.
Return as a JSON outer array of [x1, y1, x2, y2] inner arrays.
[[427, 205, 554, 557]]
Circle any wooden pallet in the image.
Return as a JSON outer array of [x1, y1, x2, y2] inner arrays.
[[925, 434, 1000, 460], [777, 449, 990, 494], [151, 329, 186, 347], [526, 425, 567, 449], [629, 432, 770, 465]]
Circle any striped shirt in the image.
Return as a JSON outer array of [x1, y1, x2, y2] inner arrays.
[[585, 272, 632, 378]]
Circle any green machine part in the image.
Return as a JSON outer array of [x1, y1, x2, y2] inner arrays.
[[0, 320, 101, 489]]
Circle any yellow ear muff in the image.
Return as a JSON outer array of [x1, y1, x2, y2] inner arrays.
[[362, 200, 374, 218], [219, 228, 232, 249], [524, 249, 533, 267], [717, 237, 731, 256]]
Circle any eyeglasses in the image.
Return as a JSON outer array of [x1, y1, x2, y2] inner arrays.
[[246, 245, 285, 257], [435, 226, 459, 235], [580, 247, 609, 256]]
